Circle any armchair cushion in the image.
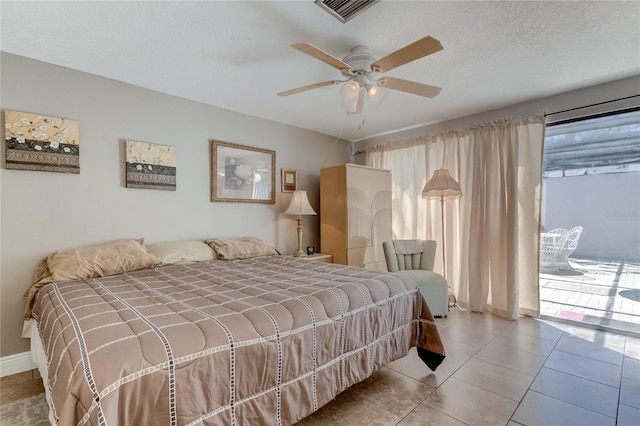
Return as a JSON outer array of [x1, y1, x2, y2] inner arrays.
[[395, 270, 449, 317]]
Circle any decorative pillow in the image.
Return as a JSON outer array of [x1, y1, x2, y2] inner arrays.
[[46, 238, 158, 282], [146, 240, 215, 265], [205, 237, 280, 260]]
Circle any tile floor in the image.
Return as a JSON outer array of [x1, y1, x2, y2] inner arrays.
[[2, 308, 639, 425], [300, 307, 640, 426]]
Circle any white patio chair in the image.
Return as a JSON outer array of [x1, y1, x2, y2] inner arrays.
[[555, 226, 583, 270], [540, 228, 567, 272]]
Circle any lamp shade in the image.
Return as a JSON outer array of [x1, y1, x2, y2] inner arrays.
[[422, 169, 462, 200], [340, 81, 360, 103], [284, 190, 317, 216]]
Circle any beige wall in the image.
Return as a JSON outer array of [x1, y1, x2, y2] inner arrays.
[[0, 53, 350, 357]]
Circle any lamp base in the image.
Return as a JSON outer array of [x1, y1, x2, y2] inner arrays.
[[293, 217, 306, 257]]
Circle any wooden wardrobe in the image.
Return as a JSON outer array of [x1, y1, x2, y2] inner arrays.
[[320, 163, 392, 271]]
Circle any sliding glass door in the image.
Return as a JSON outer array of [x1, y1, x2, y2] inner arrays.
[[539, 108, 640, 335]]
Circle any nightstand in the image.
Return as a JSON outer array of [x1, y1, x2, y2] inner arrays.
[[297, 253, 333, 263]]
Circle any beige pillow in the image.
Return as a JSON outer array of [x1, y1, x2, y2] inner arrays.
[[146, 240, 215, 265], [47, 238, 158, 282], [205, 237, 280, 260]]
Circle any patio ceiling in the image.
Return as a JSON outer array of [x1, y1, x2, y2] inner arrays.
[[544, 109, 640, 176]]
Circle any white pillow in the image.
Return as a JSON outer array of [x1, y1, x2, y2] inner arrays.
[[146, 240, 215, 265]]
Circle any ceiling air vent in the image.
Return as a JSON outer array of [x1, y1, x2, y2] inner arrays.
[[315, 0, 380, 23]]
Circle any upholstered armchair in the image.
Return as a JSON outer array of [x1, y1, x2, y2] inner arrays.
[[383, 239, 449, 317]]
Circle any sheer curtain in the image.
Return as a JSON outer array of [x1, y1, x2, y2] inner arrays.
[[366, 115, 545, 319]]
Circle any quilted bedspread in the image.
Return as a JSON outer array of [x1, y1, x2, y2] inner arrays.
[[31, 256, 445, 426]]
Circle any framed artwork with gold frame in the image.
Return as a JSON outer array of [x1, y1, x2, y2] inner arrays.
[[211, 140, 275, 204]]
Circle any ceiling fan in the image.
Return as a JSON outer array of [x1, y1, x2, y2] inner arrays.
[[277, 35, 444, 114]]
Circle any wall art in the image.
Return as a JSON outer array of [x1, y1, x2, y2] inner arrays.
[[281, 169, 297, 192], [4, 110, 80, 173], [211, 140, 275, 203], [125, 140, 176, 190]]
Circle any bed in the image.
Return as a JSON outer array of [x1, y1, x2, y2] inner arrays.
[[23, 238, 445, 426]]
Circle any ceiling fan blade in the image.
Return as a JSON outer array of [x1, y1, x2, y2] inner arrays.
[[371, 36, 443, 73], [380, 77, 442, 98], [291, 43, 353, 71], [277, 80, 340, 97]]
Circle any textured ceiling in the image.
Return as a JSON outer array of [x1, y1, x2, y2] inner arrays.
[[1, 1, 639, 142]]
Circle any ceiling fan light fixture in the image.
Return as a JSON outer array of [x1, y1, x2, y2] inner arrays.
[[340, 81, 360, 103], [366, 84, 378, 95], [279, 34, 444, 113]]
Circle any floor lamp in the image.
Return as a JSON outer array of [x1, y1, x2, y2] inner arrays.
[[284, 190, 317, 257], [422, 169, 462, 307]]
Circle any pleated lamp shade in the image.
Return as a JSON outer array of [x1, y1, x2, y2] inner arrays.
[[422, 169, 462, 200]]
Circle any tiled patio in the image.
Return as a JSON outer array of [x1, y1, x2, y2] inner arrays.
[[540, 256, 640, 336]]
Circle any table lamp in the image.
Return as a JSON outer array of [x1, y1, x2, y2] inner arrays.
[[284, 190, 317, 257]]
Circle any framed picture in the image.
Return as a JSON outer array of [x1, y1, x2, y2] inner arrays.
[[4, 110, 80, 173], [281, 169, 297, 192], [211, 140, 275, 204], [125, 140, 176, 191]]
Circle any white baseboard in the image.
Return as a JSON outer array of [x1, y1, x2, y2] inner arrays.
[[0, 351, 37, 377]]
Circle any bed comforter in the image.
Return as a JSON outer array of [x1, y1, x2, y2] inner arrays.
[[30, 256, 445, 425]]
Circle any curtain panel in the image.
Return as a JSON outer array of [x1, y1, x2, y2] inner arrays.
[[366, 115, 545, 319]]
